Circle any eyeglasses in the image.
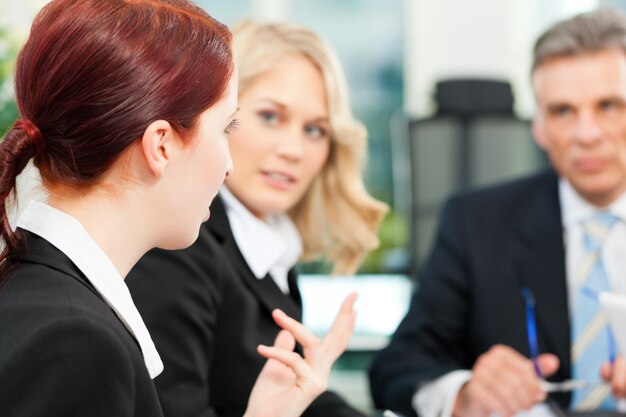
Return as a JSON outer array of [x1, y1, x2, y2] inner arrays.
[[521, 286, 614, 393]]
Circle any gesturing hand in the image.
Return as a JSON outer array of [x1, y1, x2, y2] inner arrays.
[[243, 292, 358, 417]]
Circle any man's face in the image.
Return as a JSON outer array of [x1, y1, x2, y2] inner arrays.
[[533, 48, 626, 206]]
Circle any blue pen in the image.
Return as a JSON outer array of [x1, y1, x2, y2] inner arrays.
[[608, 327, 617, 364], [521, 287, 543, 378]]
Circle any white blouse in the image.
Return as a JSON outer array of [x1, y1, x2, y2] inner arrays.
[[220, 187, 303, 294]]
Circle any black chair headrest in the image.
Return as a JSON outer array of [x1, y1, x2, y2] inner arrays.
[[435, 79, 514, 117]]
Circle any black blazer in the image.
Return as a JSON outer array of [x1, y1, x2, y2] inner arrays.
[[127, 196, 365, 417], [0, 231, 162, 417], [369, 170, 571, 417]]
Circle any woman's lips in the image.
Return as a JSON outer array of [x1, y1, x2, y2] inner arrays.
[[261, 170, 296, 190]]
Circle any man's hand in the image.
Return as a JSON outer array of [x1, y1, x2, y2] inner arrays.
[[601, 355, 626, 398], [452, 345, 560, 417]]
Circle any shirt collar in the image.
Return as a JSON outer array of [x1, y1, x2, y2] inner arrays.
[[559, 178, 626, 228], [219, 187, 302, 279], [16, 201, 163, 379]]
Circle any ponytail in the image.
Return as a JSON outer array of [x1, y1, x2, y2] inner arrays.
[[0, 119, 44, 279]]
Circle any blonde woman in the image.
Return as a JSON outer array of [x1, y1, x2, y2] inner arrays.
[[127, 18, 387, 417]]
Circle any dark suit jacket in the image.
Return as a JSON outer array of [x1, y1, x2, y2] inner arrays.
[[369, 170, 572, 417], [127, 196, 364, 417], [0, 231, 162, 417]]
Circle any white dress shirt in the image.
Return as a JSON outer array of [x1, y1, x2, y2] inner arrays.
[[219, 187, 303, 294], [16, 200, 163, 379], [413, 179, 626, 417]]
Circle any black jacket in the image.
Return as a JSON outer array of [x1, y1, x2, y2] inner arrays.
[[127, 196, 365, 417], [0, 231, 162, 417], [369, 171, 571, 416]]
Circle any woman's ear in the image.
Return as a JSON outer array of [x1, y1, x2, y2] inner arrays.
[[141, 120, 175, 178]]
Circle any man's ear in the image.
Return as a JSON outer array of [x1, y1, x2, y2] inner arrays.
[[532, 115, 548, 151], [141, 120, 176, 178]]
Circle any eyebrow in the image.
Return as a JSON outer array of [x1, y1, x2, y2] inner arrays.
[[545, 95, 626, 110], [599, 95, 626, 103], [545, 102, 571, 112], [256, 98, 330, 122]]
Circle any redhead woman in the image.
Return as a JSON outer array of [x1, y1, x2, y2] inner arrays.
[[127, 19, 388, 417], [0, 2, 355, 416]]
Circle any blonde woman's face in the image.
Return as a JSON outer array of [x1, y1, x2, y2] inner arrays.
[[225, 55, 331, 218]]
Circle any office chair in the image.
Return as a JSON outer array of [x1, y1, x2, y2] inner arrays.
[[392, 79, 547, 276]]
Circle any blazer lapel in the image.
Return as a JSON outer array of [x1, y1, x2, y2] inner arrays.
[[15, 230, 103, 299], [207, 195, 302, 321], [287, 269, 302, 309], [509, 173, 571, 379]]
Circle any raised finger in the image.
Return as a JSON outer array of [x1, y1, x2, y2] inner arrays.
[[322, 292, 358, 359], [274, 329, 296, 351], [271, 309, 321, 352]]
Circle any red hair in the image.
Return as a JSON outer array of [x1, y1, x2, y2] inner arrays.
[[0, 0, 233, 279]]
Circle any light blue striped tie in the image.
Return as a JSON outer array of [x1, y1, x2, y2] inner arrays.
[[571, 212, 618, 410]]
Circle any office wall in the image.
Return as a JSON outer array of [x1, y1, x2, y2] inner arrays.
[[404, 0, 600, 119]]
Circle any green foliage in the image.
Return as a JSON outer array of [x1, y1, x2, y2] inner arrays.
[[297, 209, 410, 275], [0, 99, 18, 138], [0, 28, 20, 138], [358, 209, 409, 273]]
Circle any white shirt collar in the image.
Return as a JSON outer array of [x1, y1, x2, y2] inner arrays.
[[559, 178, 626, 227], [219, 187, 302, 293], [16, 201, 163, 379]]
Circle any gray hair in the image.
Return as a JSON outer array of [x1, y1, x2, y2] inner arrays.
[[533, 8, 626, 73]]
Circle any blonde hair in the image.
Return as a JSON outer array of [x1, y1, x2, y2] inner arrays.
[[232, 19, 388, 275]]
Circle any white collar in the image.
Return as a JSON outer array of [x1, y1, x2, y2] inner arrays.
[[16, 201, 163, 379], [559, 179, 626, 228], [219, 187, 302, 283]]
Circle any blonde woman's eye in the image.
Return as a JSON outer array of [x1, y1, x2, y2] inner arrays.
[[258, 110, 280, 125], [304, 124, 328, 140], [224, 118, 240, 135]]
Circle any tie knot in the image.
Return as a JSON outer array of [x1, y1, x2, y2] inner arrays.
[[583, 212, 619, 248]]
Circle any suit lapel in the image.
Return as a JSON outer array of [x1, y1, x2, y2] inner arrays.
[[207, 195, 302, 321], [15, 230, 103, 299], [509, 172, 570, 379], [287, 269, 302, 309]]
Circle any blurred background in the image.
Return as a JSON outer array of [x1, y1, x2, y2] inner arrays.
[[3, 0, 626, 413]]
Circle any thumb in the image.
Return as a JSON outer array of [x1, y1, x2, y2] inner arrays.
[[537, 353, 560, 377], [273, 329, 296, 351]]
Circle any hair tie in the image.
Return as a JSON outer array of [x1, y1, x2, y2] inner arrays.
[[13, 119, 45, 156]]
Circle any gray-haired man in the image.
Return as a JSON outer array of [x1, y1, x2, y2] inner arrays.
[[371, 8, 626, 417]]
